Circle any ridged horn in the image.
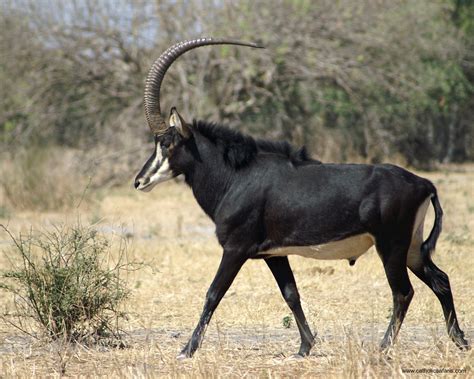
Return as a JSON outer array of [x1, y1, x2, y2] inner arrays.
[[144, 37, 264, 136]]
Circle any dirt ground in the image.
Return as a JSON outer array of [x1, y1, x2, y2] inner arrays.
[[0, 165, 473, 377]]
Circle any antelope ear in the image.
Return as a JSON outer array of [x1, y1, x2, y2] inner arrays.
[[169, 107, 191, 138]]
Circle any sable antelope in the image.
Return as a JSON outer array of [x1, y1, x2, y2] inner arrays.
[[134, 38, 469, 359]]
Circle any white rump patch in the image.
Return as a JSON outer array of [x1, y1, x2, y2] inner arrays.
[[263, 233, 375, 261], [407, 196, 431, 269]]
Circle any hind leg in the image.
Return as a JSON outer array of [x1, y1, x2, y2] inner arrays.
[[377, 239, 414, 350], [407, 222, 469, 350], [265, 256, 315, 356], [409, 259, 470, 350]]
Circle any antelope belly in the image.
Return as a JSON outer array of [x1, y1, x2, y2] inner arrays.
[[265, 233, 375, 260]]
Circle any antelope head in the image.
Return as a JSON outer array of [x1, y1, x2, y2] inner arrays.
[[134, 38, 263, 192]]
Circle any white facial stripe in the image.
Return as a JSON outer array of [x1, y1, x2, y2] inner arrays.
[[138, 157, 173, 192], [149, 144, 163, 171], [136, 142, 175, 192], [149, 158, 172, 183]]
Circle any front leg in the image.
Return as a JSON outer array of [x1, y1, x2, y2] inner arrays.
[[178, 250, 247, 359]]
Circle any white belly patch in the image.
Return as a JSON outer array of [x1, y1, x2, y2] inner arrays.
[[263, 233, 375, 260]]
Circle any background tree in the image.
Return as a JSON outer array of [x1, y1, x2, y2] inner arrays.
[[1, 0, 473, 179]]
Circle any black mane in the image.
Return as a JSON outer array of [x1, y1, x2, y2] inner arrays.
[[192, 120, 319, 169]]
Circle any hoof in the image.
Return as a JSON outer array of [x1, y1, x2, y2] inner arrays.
[[286, 353, 305, 361], [176, 352, 191, 361], [455, 338, 471, 351], [379, 343, 393, 357]]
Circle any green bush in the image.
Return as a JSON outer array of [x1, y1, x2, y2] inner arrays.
[[0, 224, 133, 343]]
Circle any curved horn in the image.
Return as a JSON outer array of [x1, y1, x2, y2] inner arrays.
[[144, 37, 264, 135]]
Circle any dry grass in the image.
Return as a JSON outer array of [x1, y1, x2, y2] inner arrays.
[[0, 165, 473, 377], [0, 147, 91, 211]]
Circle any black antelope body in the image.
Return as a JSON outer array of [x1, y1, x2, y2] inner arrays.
[[134, 38, 470, 359]]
